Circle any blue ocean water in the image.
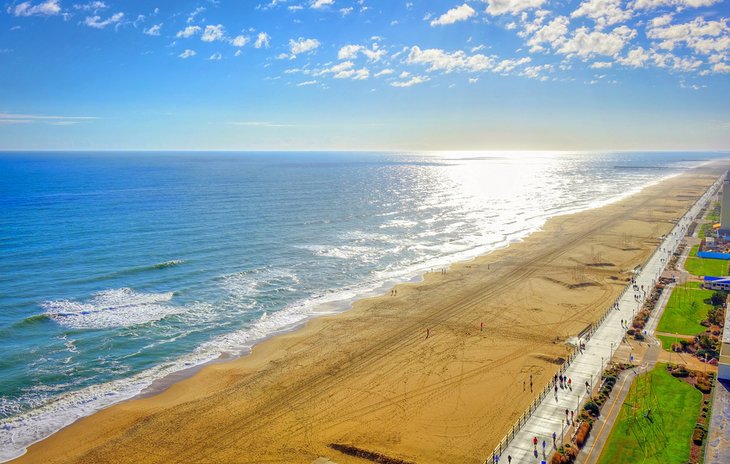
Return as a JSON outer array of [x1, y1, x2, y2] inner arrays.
[[0, 151, 724, 459]]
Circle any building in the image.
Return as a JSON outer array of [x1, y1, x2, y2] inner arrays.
[[719, 302, 730, 380], [720, 172, 730, 236], [704, 276, 730, 291]]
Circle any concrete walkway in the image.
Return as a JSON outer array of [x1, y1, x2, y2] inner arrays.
[[490, 177, 721, 464], [577, 282, 674, 464]]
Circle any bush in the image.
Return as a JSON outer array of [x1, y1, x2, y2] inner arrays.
[[584, 401, 600, 417], [575, 422, 591, 448], [709, 291, 727, 307], [693, 427, 705, 445]]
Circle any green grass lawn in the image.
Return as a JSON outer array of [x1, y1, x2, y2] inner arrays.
[[656, 334, 695, 351], [690, 244, 699, 257], [683, 255, 728, 277], [656, 285, 712, 336], [596, 364, 703, 464], [657, 334, 676, 351]]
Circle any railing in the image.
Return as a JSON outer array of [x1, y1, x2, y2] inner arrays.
[[482, 173, 724, 464]]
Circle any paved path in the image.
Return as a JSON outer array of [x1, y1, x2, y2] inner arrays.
[[490, 177, 721, 464], [578, 281, 674, 464]]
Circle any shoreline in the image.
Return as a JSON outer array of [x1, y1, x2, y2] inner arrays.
[[7, 163, 728, 464], [0, 166, 689, 462]]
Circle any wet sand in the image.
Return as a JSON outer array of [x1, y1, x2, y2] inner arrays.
[[13, 164, 727, 464]]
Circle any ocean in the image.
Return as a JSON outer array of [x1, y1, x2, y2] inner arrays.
[[0, 151, 724, 459]]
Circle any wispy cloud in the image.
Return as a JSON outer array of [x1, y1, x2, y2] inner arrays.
[[8, 0, 61, 17], [0, 112, 98, 124], [84, 12, 124, 29], [226, 121, 300, 127]]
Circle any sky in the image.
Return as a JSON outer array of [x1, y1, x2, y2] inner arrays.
[[0, 0, 729, 151]]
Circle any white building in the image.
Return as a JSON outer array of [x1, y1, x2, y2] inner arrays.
[[720, 305, 730, 381]]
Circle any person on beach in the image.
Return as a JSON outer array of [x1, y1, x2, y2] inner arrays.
[[552, 431, 557, 447], [568, 377, 572, 389], [533, 436, 538, 451], [508, 456, 511, 464]]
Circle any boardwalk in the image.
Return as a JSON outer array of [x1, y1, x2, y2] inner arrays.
[[492, 177, 721, 464]]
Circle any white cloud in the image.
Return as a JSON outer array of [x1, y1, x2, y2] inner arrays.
[[297, 80, 318, 86], [632, 0, 720, 9], [558, 25, 637, 58], [527, 16, 570, 52], [179, 49, 196, 59], [407, 46, 494, 72], [187, 6, 205, 23], [339, 42, 387, 62], [468, 77, 479, 83], [10, 0, 61, 17], [521, 63, 552, 79], [571, 0, 633, 31], [340, 7, 353, 15], [230, 35, 250, 47], [485, 0, 545, 16], [73, 2, 106, 11], [176, 26, 201, 38], [144, 24, 162, 36], [650, 13, 673, 28], [289, 37, 320, 56], [84, 12, 124, 29], [201, 24, 225, 42], [311, 0, 334, 9], [255, 32, 271, 48], [590, 61, 613, 68], [289, 5, 304, 11], [374, 68, 394, 76], [712, 61, 730, 72], [617, 46, 651, 67], [317, 60, 369, 79], [390, 75, 430, 87], [430, 4, 476, 27], [209, 52, 222, 60], [338, 44, 363, 60], [492, 56, 531, 72], [647, 17, 729, 55]]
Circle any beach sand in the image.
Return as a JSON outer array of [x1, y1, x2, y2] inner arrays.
[[13, 164, 727, 464]]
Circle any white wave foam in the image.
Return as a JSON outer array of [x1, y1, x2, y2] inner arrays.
[[42, 288, 180, 329]]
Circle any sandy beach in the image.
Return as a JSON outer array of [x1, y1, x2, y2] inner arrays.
[[12, 164, 726, 464]]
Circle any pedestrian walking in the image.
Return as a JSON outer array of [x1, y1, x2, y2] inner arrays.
[[552, 431, 556, 447], [568, 377, 572, 389], [533, 436, 538, 451]]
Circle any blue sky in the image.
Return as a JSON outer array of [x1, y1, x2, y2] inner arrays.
[[1, 0, 729, 151]]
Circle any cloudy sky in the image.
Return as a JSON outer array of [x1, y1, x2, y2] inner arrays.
[[1, 0, 729, 151]]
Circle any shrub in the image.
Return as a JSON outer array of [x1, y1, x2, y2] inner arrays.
[[584, 401, 600, 417], [693, 427, 705, 445], [575, 422, 591, 448]]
